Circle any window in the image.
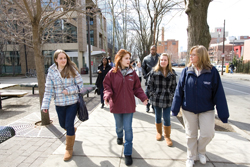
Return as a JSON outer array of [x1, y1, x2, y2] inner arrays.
[[1, 51, 21, 74], [172, 42, 176, 45], [99, 34, 103, 49]]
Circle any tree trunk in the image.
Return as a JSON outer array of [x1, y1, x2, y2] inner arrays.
[[32, 24, 50, 125], [185, 0, 211, 64]]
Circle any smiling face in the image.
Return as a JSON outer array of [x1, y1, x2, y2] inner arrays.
[[120, 54, 131, 69], [55, 53, 67, 69], [160, 55, 169, 69], [190, 49, 199, 65]]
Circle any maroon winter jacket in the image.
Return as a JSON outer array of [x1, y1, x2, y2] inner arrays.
[[103, 68, 148, 114]]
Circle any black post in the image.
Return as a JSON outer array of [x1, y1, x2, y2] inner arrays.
[[221, 20, 225, 75], [23, 28, 28, 73], [87, 11, 92, 84]]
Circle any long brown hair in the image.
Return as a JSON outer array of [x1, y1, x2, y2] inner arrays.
[[113, 49, 132, 73], [53, 49, 79, 78], [154, 53, 173, 75], [187, 45, 212, 70]]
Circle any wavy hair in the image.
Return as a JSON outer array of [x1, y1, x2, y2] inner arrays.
[[154, 53, 173, 74], [187, 45, 212, 70], [113, 49, 132, 73], [53, 49, 79, 78]]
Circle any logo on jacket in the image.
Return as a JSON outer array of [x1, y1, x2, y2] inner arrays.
[[203, 81, 211, 85]]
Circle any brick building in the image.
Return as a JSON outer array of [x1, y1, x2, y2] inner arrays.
[[157, 27, 179, 63]]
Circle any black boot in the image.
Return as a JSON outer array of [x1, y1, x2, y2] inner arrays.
[[117, 138, 123, 145], [101, 103, 104, 108], [125, 155, 133, 166], [146, 103, 150, 112]]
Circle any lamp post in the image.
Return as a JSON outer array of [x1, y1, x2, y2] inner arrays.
[[221, 20, 225, 75], [86, 8, 92, 84]]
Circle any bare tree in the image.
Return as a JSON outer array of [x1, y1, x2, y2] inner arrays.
[[129, 0, 182, 61], [185, 0, 212, 63], [0, 0, 90, 125]]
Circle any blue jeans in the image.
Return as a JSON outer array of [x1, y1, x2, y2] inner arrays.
[[56, 103, 77, 136], [153, 106, 171, 126], [113, 113, 134, 155]]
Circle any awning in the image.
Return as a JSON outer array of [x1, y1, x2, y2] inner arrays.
[[91, 51, 106, 56]]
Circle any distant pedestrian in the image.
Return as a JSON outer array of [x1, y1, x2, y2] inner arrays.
[[135, 61, 143, 83], [171, 45, 229, 167], [130, 59, 136, 68], [95, 57, 112, 108], [107, 56, 115, 67], [147, 53, 177, 146], [229, 63, 234, 74], [41, 49, 84, 161], [142, 45, 160, 112], [103, 49, 148, 166]]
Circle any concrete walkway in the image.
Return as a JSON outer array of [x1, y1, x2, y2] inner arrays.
[[0, 71, 250, 167], [2, 98, 250, 166]]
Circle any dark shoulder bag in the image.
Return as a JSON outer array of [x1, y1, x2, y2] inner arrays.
[[76, 85, 89, 122]]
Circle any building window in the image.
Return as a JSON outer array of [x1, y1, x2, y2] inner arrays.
[[44, 19, 77, 43], [89, 17, 94, 25], [1, 51, 21, 74], [99, 34, 103, 49], [172, 42, 176, 45], [165, 42, 168, 45]]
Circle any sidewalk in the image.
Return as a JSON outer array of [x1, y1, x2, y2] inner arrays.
[[0, 73, 250, 167], [1, 98, 250, 167]]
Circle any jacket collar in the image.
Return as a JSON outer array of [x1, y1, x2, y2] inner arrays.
[[118, 67, 134, 76], [187, 66, 211, 75], [154, 70, 175, 78]]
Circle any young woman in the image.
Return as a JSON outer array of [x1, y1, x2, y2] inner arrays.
[[41, 49, 84, 161], [147, 53, 177, 146], [171, 45, 229, 167], [95, 57, 112, 108], [103, 49, 148, 166]]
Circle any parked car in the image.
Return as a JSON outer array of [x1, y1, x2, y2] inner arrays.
[[171, 63, 178, 66], [215, 65, 226, 72], [178, 63, 185, 67]]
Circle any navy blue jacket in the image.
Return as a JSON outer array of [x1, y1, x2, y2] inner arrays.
[[171, 66, 229, 123]]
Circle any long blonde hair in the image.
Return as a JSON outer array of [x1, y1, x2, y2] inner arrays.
[[154, 53, 173, 75], [53, 49, 79, 78], [187, 45, 212, 70]]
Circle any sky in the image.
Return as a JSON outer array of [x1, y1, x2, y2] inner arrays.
[[163, 0, 250, 52]]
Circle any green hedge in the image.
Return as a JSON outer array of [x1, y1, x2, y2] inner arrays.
[[236, 60, 250, 73]]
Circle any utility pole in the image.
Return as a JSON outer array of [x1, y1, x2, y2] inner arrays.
[[221, 20, 225, 75]]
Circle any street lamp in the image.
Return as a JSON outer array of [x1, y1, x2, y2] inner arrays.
[[86, 7, 101, 84], [86, 7, 92, 84]]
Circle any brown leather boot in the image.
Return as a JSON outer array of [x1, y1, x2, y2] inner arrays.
[[155, 123, 162, 141], [163, 126, 173, 147], [64, 135, 75, 161]]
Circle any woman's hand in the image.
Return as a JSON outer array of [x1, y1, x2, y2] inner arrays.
[[62, 89, 68, 95], [143, 99, 148, 106], [98, 70, 102, 74], [42, 109, 48, 113], [104, 99, 109, 106]]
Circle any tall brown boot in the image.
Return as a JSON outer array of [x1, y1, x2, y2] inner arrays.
[[155, 123, 162, 141], [163, 126, 173, 147], [64, 135, 75, 161]]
